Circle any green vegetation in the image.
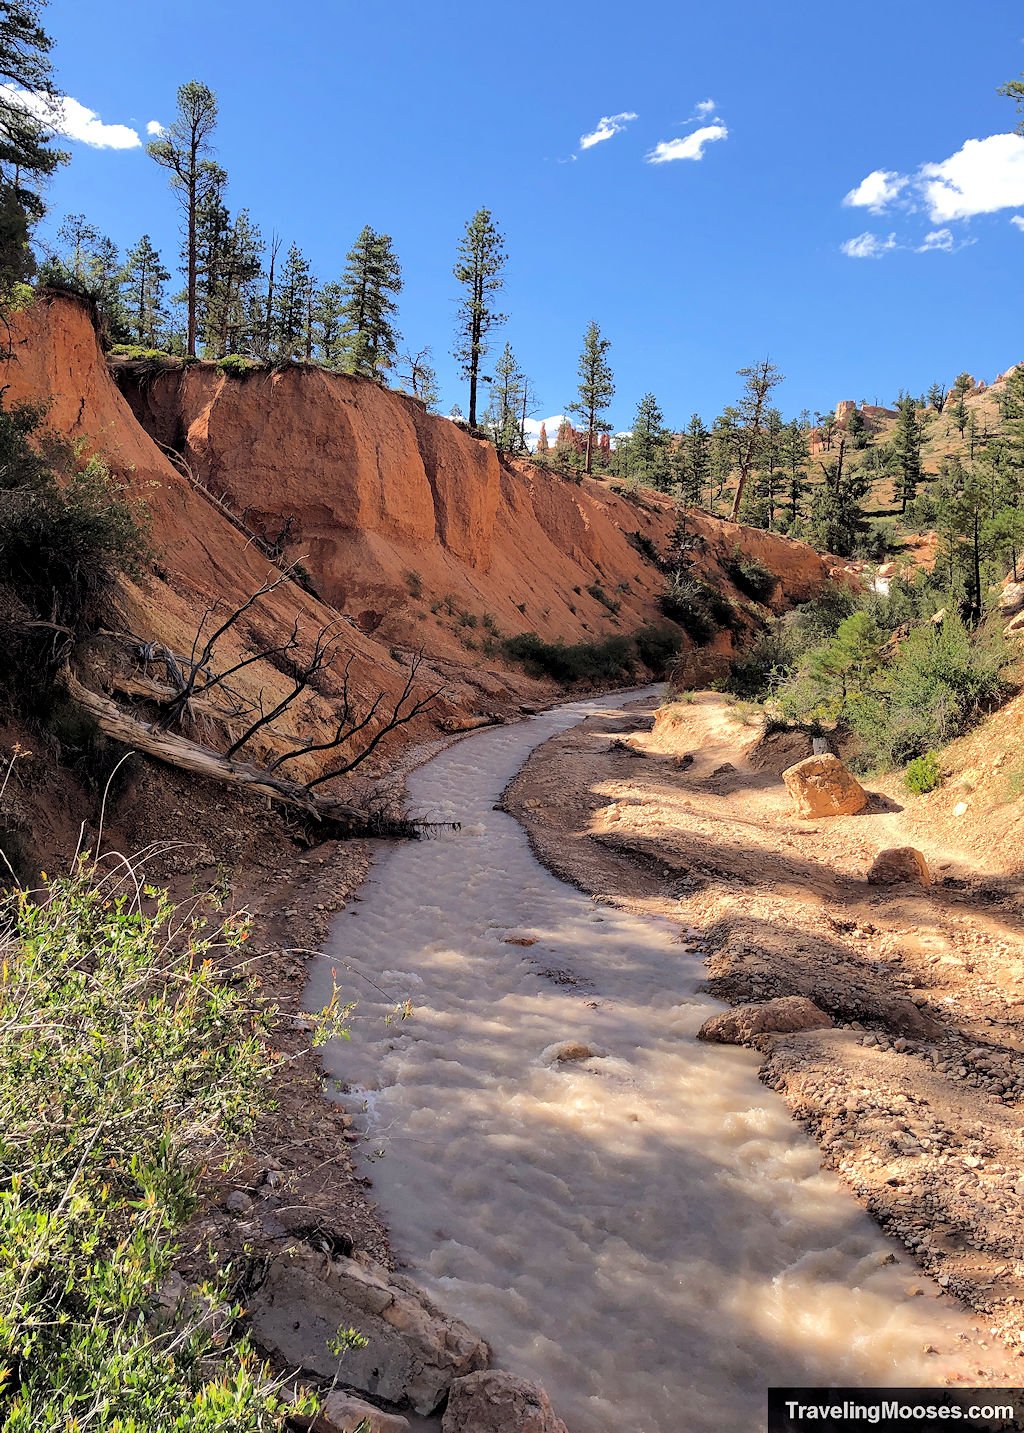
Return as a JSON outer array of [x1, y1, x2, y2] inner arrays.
[[0, 400, 150, 624], [904, 751, 943, 794], [728, 578, 1012, 774], [587, 581, 621, 615], [658, 573, 736, 643], [0, 870, 331, 1430], [216, 353, 262, 379], [725, 549, 776, 602], [504, 622, 680, 685]]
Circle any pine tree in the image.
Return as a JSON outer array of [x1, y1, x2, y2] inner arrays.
[[119, 236, 169, 347], [999, 71, 1024, 132], [452, 208, 506, 427], [729, 359, 784, 520], [950, 393, 969, 439], [397, 346, 440, 410], [337, 225, 402, 379], [680, 414, 711, 508], [632, 393, 671, 490], [891, 396, 923, 511], [50, 215, 125, 336], [782, 418, 810, 523], [846, 406, 867, 449], [0, 1, 68, 292], [483, 342, 525, 453], [146, 81, 220, 357], [566, 321, 614, 476], [926, 381, 948, 414], [270, 243, 311, 360]]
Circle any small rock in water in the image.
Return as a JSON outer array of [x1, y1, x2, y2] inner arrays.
[[542, 1040, 603, 1064]]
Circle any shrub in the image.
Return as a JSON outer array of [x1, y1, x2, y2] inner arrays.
[[658, 575, 735, 643], [626, 531, 660, 565], [216, 354, 263, 379], [0, 872, 332, 1430], [726, 549, 777, 602], [587, 582, 621, 615], [404, 569, 423, 599], [904, 751, 942, 794], [0, 402, 151, 624], [503, 632, 636, 684], [633, 623, 681, 676]]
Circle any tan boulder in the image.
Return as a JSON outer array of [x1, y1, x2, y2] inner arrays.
[[782, 753, 867, 819], [867, 847, 931, 887], [442, 1371, 568, 1433], [289, 1390, 410, 1433], [697, 995, 833, 1046], [1004, 609, 1024, 637], [998, 581, 1024, 616]]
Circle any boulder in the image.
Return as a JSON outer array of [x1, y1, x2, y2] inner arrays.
[[998, 581, 1024, 616], [866, 847, 931, 887], [247, 1248, 490, 1415], [697, 995, 833, 1046], [442, 1371, 568, 1433], [1005, 609, 1024, 637], [289, 1390, 411, 1433], [782, 753, 867, 819]]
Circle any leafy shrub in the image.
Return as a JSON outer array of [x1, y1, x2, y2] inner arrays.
[[633, 623, 682, 676], [0, 872, 329, 1430], [404, 569, 423, 599], [0, 402, 151, 624], [503, 632, 636, 684], [658, 575, 735, 643], [904, 751, 942, 794], [726, 549, 777, 602], [626, 531, 660, 565], [216, 354, 262, 379], [108, 343, 175, 361], [587, 582, 620, 615]]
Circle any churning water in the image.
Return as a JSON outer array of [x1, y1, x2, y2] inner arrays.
[[306, 689, 991, 1432]]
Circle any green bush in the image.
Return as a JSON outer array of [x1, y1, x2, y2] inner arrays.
[[633, 623, 682, 676], [108, 343, 175, 361], [626, 531, 660, 566], [0, 872, 331, 1430], [587, 582, 621, 615], [904, 751, 942, 794], [0, 402, 150, 624], [503, 631, 636, 684], [726, 549, 777, 602], [658, 574, 735, 644], [216, 355, 263, 379]]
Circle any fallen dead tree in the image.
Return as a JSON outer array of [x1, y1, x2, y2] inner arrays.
[[59, 569, 445, 836]]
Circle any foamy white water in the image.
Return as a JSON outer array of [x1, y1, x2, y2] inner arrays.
[[306, 689, 984, 1433]]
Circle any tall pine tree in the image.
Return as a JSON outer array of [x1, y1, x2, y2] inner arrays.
[[119, 235, 169, 347], [452, 208, 506, 427], [566, 321, 614, 476], [338, 225, 402, 379]]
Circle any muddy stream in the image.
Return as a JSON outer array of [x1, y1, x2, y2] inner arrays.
[[306, 689, 996, 1432]]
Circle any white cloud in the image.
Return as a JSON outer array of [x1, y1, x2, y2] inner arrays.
[[694, 98, 716, 116], [0, 85, 141, 149], [146, 120, 164, 136], [840, 231, 898, 259], [916, 227, 954, 252], [843, 168, 907, 213], [579, 112, 637, 150], [1012, 215, 1024, 231], [918, 133, 1024, 221], [647, 123, 728, 164]]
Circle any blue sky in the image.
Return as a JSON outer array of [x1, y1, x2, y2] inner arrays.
[[29, 0, 1024, 432]]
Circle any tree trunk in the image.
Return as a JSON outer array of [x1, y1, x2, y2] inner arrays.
[[63, 668, 366, 829]]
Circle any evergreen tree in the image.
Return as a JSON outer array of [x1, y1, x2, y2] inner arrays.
[[396, 346, 440, 411], [782, 418, 810, 523], [999, 71, 1024, 132], [270, 243, 311, 360], [846, 406, 867, 449], [818, 410, 838, 452], [926, 381, 947, 414], [49, 214, 125, 335], [729, 359, 784, 520], [807, 440, 870, 556], [0, 0, 68, 292], [119, 235, 169, 347], [336, 225, 402, 379], [146, 81, 220, 357], [680, 413, 711, 508], [631, 393, 671, 490], [566, 320, 614, 476], [484, 342, 525, 453], [950, 393, 969, 439], [452, 207, 506, 427], [891, 396, 923, 511]]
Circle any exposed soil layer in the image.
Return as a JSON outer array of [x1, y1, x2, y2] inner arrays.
[[503, 690, 1024, 1373]]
